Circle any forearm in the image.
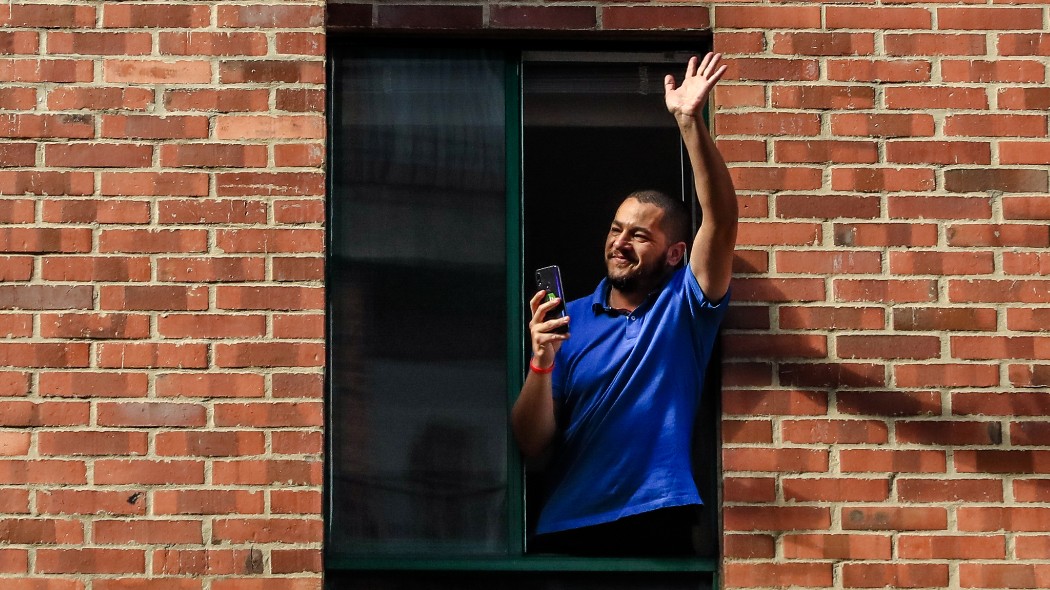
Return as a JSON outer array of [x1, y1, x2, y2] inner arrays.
[[511, 371, 557, 459], [678, 115, 737, 232]]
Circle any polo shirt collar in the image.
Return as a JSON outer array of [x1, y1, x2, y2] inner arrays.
[[589, 271, 675, 316]]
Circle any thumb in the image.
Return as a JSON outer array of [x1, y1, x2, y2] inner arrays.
[[663, 74, 675, 95]]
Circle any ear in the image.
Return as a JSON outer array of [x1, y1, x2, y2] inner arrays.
[[667, 242, 687, 266]]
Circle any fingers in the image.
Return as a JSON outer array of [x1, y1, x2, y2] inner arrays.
[[709, 63, 728, 86], [535, 331, 569, 348], [529, 294, 563, 324], [528, 290, 545, 314], [702, 53, 723, 79], [535, 315, 570, 335], [685, 55, 699, 78], [695, 53, 712, 78]]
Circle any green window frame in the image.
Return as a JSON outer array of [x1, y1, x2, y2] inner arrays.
[[325, 34, 720, 587]]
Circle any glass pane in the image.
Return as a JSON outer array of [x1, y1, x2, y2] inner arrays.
[[327, 570, 714, 590], [329, 48, 509, 556]]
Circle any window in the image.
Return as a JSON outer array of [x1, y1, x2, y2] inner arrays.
[[327, 37, 720, 588]]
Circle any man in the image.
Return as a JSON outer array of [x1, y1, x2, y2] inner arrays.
[[511, 53, 738, 556]]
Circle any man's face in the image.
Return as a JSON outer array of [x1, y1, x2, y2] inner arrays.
[[605, 199, 677, 294]]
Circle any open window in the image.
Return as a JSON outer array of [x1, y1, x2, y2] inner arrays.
[[326, 37, 721, 588]]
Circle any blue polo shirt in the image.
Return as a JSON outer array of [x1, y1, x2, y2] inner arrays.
[[535, 265, 729, 535]]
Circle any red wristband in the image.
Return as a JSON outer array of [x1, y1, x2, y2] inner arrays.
[[529, 359, 554, 374]]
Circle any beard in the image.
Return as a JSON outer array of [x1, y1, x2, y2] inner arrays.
[[606, 250, 670, 295]]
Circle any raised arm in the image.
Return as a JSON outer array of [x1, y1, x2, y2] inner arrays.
[[664, 53, 738, 301]]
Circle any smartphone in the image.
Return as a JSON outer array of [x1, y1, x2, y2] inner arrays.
[[535, 265, 568, 334]]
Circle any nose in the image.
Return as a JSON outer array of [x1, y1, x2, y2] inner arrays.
[[611, 233, 629, 251]]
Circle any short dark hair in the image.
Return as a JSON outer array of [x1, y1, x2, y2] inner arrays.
[[623, 190, 691, 245]]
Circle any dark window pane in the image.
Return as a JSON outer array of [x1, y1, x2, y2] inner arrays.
[[329, 48, 509, 556], [327, 570, 713, 590]]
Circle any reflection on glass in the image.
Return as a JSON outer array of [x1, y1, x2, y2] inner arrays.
[[329, 48, 508, 555]]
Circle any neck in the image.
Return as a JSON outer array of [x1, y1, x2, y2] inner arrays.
[[608, 287, 646, 313]]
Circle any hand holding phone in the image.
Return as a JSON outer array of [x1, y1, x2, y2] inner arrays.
[[534, 265, 568, 334]]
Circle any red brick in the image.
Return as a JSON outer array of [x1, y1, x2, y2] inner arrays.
[[36, 548, 144, 574], [730, 278, 825, 302], [887, 195, 992, 220], [723, 477, 776, 502], [217, 4, 323, 28], [165, 89, 269, 113], [152, 549, 260, 576], [47, 31, 151, 56], [271, 489, 322, 514], [159, 144, 267, 168], [274, 143, 324, 167], [211, 580, 319, 590], [0, 114, 94, 140], [99, 285, 208, 311], [276, 89, 325, 113], [1009, 364, 1050, 387], [775, 140, 878, 163], [603, 6, 709, 30], [938, 7, 1043, 30], [272, 549, 322, 574], [219, 61, 324, 85], [779, 306, 884, 331], [161, 199, 267, 225], [94, 520, 203, 546], [952, 335, 1050, 361], [39, 431, 147, 456], [771, 85, 874, 110], [274, 200, 324, 224], [0, 87, 36, 110], [156, 373, 266, 399], [784, 534, 892, 560], [723, 506, 831, 531], [104, 60, 211, 84], [714, 84, 764, 108], [97, 402, 207, 427], [726, 58, 819, 82], [157, 257, 265, 283], [94, 460, 204, 485], [832, 168, 936, 192], [1014, 479, 1050, 502], [0, 548, 28, 572], [777, 250, 882, 274], [490, 6, 596, 29], [216, 286, 323, 311], [47, 86, 153, 111], [158, 314, 266, 339], [723, 563, 833, 589], [724, 306, 771, 331], [37, 490, 145, 516], [156, 431, 266, 457], [275, 32, 324, 57], [1017, 536, 1050, 559], [41, 256, 151, 282], [0, 401, 89, 427], [899, 534, 1005, 559], [1003, 252, 1050, 275], [998, 87, 1050, 110], [102, 4, 209, 28], [897, 420, 1003, 445], [826, 6, 932, 29], [0, 4, 96, 28], [216, 229, 324, 253], [893, 306, 997, 330], [842, 563, 949, 588], [214, 402, 323, 428], [0, 518, 83, 544], [215, 343, 324, 368], [723, 420, 773, 444], [0, 257, 32, 282], [714, 33, 765, 56], [103, 115, 209, 140], [212, 459, 320, 486], [773, 32, 874, 56], [723, 448, 829, 473], [717, 139, 765, 163], [999, 33, 1050, 56], [715, 6, 821, 29], [958, 506, 1050, 531], [891, 252, 994, 276], [956, 451, 1050, 475], [1013, 422, 1050, 446], [885, 86, 989, 109], [0, 459, 86, 484], [272, 373, 323, 399], [838, 335, 940, 359], [946, 114, 1047, 138], [42, 199, 151, 224], [101, 172, 209, 197], [957, 564, 1050, 589], [898, 478, 1004, 502], [827, 59, 931, 83], [784, 477, 890, 501], [942, 59, 1046, 83], [0, 59, 93, 83], [733, 249, 769, 273], [835, 279, 937, 303], [0, 343, 90, 368], [211, 518, 322, 544], [723, 389, 828, 416], [41, 313, 150, 339], [833, 113, 935, 137], [887, 140, 991, 165], [844, 507, 947, 531], [953, 392, 1050, 416], [897, 363, 999, 387], [885, 33, 986, 56], [0, 228, 92, 254], [0, 488, 29, 512], [216, 171, 324, 196], [1002, 143, 1050, 165], [737, 222, 821, 246], [154, 490, 264, 515], [273, 314, 323, 339], [718, 112, 820, 136], [730, 167, 822, 191], [0, 431, 30, 456], [0, 143, 36, 167], [950, 279, 1050, 304], [840, 449, 947, 473], [160, 32, 267, 56], [779, 363, 886, 388]]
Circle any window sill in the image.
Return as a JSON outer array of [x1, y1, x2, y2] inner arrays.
[[325, 554, 718, 572]]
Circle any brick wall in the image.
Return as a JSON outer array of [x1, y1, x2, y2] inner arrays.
[[0, 1, 327, 589], [3, 0, 1048, 589]]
